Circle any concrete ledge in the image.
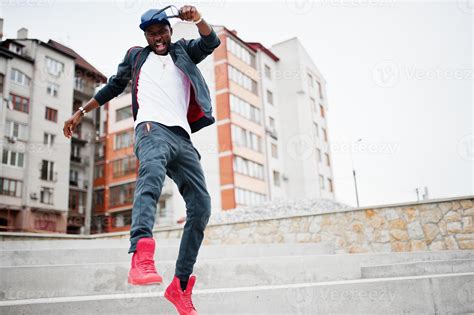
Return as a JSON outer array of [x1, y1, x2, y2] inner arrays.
[[1, 272, 472, 314]]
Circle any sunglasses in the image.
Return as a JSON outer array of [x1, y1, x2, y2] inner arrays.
[[149, 5, 181, 21]]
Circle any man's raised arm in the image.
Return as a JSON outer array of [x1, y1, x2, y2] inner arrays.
[[178, 5, 221, 64], [63, 49, 133, 138]]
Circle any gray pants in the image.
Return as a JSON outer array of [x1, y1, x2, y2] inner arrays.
[[129, 121, 211, 280]]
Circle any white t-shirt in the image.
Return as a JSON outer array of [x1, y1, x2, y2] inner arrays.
[[134, 52, 192, 136]]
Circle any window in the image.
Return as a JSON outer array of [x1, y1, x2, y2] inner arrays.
[[112, 210, 132, 228], [319, 175, 325, 189], [71, 144, 81, 162], [317, 81, 323, 99], [69, 190, 85, 212], [227, 36, 255, 68], [233, 155, 264, 180], [231, 124, 262, 152], [112, 155, 137, 178], [2, 147, 24, 167], [40, 187, 54, 204], [310, 98, 317, 112], [46, 82, 59, 97], [0, 74, 4, 91], [5, 120, 28, 140], [45, 56, 64, 76], [307, 73, 313, 87], [41, 160, 55, 181], [9, 94, 29, 113], [115, 130, 133, 150], [94, 164, 104, 180], [43, 133, 55, 146], [74, 76, 84, 91], [109, 182, 135, 207], [328, 178, 333, 192], [316, 148, 322, 162], [266, 90, 274, 105], [8, 43, 23, 55], [264, 64, 271, 79], [322, 128, 328, 142], [93, 189, 104, 207], [320, 104, 325, 118], [0, 177, 22, 197], [325, 153, 331, 166], [271, 143, 278, 158], [235, 187, 266, 206], [69, 169, 79, 186], [313, 122, 320, 137], [95, 142, 105, 160], [10, 69, 31, 86], [273, 170, 280, 187], [229, 94, 261, 123], [45, 107, 58, 122], [227, 65, 258, 95], [116, 106, 133, 121], [158, 200, 167, 218], [269, 117, 275, 128]]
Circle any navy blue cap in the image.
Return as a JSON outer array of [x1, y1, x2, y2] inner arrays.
[[139, 9, 171, 31]]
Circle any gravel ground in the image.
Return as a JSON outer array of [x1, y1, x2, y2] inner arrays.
[[208, 198, 353, 225]]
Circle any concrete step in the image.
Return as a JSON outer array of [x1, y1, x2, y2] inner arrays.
[[1, 272, 472, 314], [0, 237, 180, 250], [0, 242, 335, 267], [362, 258, 474, 278], [2, 251, 474, 301]]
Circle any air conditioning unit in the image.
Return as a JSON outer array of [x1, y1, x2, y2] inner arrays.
[[30, 192, 38, 200], [282, 174, 289, 181], [6, 136, 17, 143], [83, 180, 89, 189]]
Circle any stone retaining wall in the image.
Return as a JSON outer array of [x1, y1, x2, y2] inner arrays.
[[162, 196, 474, 253], [2, 196, 473, 253]]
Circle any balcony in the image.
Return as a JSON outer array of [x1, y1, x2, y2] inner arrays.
[[265, 126, 278, 139], [70, 155, 81, 163]]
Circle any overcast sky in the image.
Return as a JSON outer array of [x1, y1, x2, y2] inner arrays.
[[1, 0, 472, 207]]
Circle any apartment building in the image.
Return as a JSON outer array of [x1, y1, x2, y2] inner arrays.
[[47, 40, 107, 234], [0, 23, 106, 233], [270, 38, 335, 200]]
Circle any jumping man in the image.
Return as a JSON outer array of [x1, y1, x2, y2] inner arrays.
[[63, 5, 221, 314]]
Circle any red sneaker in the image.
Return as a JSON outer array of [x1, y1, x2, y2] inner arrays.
[[164, 275, 198, 315], [127, 237, 163, 285]]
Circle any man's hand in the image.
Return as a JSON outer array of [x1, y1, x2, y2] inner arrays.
[[63, 111, 83, 139], [178, 5, 201, 22]]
